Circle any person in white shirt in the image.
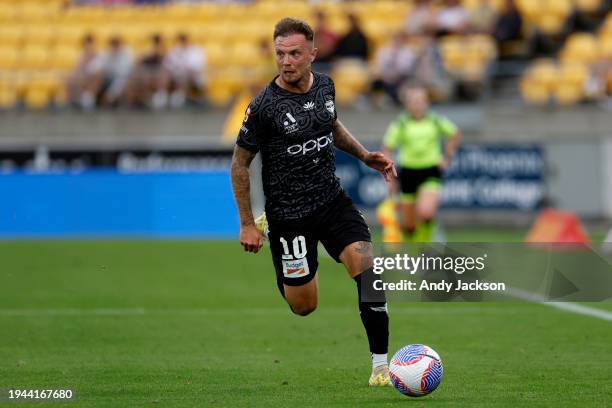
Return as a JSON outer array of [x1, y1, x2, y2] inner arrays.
[[370, 32, 416, 106], [436, 0, 468, 35], [164, 33, 207, 108], [83, 36, 133, 109]]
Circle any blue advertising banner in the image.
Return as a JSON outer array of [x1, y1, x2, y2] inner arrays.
[[335, 143, 545, 211], [0, 170, 239, 238]]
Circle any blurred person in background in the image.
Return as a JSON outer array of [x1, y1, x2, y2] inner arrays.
[[492, 0, 523, 51], [404, 0, 437, 36], [435, 0, 468, 36], [410, 34, 453, 101], [312, 10, 338, 72], [383, 85, 461, 243], [66, 34, 100, 109], [334, 13, 369, 61], [84, 36, 133, 109], [467, 0, 498, 34], [164, 33, 207, 109], [587, 55, 612, 109], [125, 34, 169, 109], [370, 31, 416, 106]]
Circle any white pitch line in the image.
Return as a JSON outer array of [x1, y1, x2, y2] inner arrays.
[[0, 306, 526, 317], [506, 287, 612, 322]]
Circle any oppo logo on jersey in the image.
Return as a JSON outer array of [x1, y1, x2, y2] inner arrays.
[[286, 133, 333, 156]]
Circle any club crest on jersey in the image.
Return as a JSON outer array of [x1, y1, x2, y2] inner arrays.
[[303, 101, 315, 110], [283, 112, 299, 134], [325, 100, 335, 114]]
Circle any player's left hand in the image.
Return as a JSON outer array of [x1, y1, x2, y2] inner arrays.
[[364, 151, 397, 183]]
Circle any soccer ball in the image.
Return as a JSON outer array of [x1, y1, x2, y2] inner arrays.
[[389, 344, 443, 397]]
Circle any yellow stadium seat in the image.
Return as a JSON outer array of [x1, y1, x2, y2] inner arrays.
[[537, 14, 566, 35], [553, 83, 583, 105], [24, 87, 52, 109], [601, 15, 612, 35], [528, 59, 558, 90], [574, 0, 602, 12], [332, 60, 370, 93], [25, 26, 57, 48], [228, 42, 261, 68], [469, 35, 498, 60], [208, 83, 234, 108], [516, 0, 543, 21], [520, 77, 550, 105], [557, 62, 589, 87], [440, 36, 466, 71], [561, 33, 600, 64], [0, 25, 25, 47], [0, 78, 18, 109], [205, 43, 226, 68], [0, 47, 19, 70], [600, 34, 612, 58], [56, 25, 89, 48], [547, 0, 572, 17], [49, 46, 81, 71], [22, 73, 60, 109], [21, 46, 50, 70], [0, 3, 15, 21]]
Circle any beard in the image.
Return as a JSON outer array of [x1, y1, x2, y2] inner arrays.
[[281, 70, 306, 85]]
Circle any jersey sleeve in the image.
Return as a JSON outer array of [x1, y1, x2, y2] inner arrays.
[[236, 94, 266, 153], [330, 79, 338, 121], [383, 118, 402, 149], [436, 115, 458, 138]]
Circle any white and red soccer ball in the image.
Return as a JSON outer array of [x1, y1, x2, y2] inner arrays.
[[389, 344, 443, 397]]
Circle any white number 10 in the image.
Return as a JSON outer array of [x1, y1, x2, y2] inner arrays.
[[280, 236, 307, 259]]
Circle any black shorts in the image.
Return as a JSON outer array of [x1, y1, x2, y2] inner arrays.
[[268, 191, 371, 288], [399, 166, 442, 196]]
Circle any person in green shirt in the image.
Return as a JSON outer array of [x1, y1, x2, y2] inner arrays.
[[383, 86, 461, 242]]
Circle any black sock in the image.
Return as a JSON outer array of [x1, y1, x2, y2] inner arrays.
[[354, 267, 389, 354]]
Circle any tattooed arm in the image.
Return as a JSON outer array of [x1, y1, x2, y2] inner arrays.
[[332, 119, 397, 182], [230, 145, 263, 253]]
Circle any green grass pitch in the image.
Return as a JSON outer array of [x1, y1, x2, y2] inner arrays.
[[1, 231, 611, 407]]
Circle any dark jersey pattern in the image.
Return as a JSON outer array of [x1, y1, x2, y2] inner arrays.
[[236, 72, 342, 221]]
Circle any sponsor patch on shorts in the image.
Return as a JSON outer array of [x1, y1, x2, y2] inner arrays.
[[282, 258, 310, 279]]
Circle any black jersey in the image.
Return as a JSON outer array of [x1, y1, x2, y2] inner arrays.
[[236, 72, 342, 221]]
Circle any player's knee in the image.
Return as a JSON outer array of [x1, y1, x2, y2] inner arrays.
[[418, 208, 436, 222], [402, 222, 416, 234], [290, 300, 317, 316]]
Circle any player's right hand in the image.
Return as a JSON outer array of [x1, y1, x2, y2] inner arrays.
[[240, 225, 263, 253]]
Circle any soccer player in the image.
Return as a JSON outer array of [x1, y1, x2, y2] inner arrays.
[[383, 86, 461, 242], [230, 18, 396, 386]]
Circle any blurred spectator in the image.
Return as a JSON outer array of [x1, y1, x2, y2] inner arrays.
[[435, 0, 468, 36], [334, 13, 369, 61], [125, 34, 169, 109], [66, 34, 100, 109], [587, 55, 612, 106], [164, 33, 207, 108], [493, 0, 522, 47], [411, 35, 452, 101], [251, 39, 276, 88], [404, 0, 437, 36], [370, 32, 416, 106], [313, 10, 338, 71], [84, 36, 133, 109], [467, 0, 497, 34]]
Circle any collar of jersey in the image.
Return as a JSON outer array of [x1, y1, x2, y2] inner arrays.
[[271, 71, 320, 95]]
